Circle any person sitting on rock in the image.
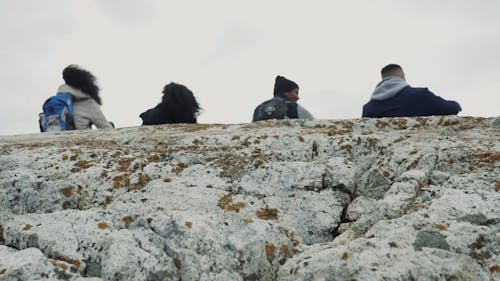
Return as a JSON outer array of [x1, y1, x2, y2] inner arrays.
[[140, 83, 201, 125], [362, 64, 462, 118], [252, 75, 314, 121], [59, 65, 114, 130]]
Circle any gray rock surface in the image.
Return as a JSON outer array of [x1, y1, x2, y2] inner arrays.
[[0, 116, 499, 281]]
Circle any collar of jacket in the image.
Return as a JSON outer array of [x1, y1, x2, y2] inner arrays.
[[57, 84, 90, 100]]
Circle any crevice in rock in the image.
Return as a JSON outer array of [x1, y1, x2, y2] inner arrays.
[[331, 199, 350, 239], [311, 141, 319, 160], [0, 224, 4, 245]]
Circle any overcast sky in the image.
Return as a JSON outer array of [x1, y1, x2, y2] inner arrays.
[[1, 0, 499, 135]]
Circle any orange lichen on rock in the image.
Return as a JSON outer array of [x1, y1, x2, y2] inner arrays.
[[341, 144, 353, 151], [62, 187, 73, 198], [217, 194, 247, 212], [435, 224, 448, 231], [111, 151, 122, 158], [474, 152, 500, 166], [112, 174, 130, 189], [147, 153, 160, 163], [253, 158, 266, 168], [366, 138, 379, 147], [173, 257, 181, 270], [327, 128, 351, 136], [265, 243, 276, 262], [74, 160, 92, 170], [97, 222, 109, 230], [129, 173, 149, 191], [392, 118, 408, 129], [494, 180, 500, 192], [256, 206, 279, 220], [56, 257, 81, 268], [118, 158, 135, 171], [281, 244, 290, 257], [122, 216, 134, 227], [70, 153, 79, 161], [172, 162, 186, 175], [51, 261, 68, 271]]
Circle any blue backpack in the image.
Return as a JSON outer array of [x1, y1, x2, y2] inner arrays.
[[39, 93, 75, 132]]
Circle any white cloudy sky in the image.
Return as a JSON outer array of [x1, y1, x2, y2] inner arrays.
[[0, 0, 499, 135]]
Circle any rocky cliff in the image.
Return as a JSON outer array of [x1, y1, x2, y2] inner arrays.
[[0, 116, 499, 281]]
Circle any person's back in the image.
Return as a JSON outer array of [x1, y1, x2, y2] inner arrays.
[[252, 75, 314, 122], [362, 64, 461, 118], [59, 65, 112, 130], [140, 83, 201, 125]]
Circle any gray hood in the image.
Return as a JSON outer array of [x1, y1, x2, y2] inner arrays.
[[57, 84, 89, 100], [371, 76, 408, 101]]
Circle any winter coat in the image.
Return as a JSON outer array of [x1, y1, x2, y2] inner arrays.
[[57, 84, 113, 130], [252, 96, 314, 122], [362, 77, 462, 118]]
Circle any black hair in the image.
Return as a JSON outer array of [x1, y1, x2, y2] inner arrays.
[[140, 83, 201, 125], [381, 64, 403, 77], [62, 65, 102, 105]]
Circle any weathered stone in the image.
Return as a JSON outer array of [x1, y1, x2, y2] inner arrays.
[[413, 231, 450, 251], [0, 116, 498, 281], [457, 213, 489, 226], [0, 245, 100, 281]]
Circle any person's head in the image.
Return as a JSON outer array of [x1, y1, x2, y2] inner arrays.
[[274, 75, 300, 102], [381, 64, 405, 81], [160, 83, 201, 123], [62, 65, 101, 105]]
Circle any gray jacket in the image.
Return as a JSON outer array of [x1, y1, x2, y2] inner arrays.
[[57, 84, 112, 130]]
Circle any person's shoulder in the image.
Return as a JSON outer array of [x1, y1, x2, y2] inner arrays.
[[401, 86, 430, 94], [74, 98, 102, 110], [400, 86, 435, 98]]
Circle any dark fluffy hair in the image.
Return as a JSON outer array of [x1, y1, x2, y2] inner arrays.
[[62, 65, 102, 105], [140, 83, 201, 125]]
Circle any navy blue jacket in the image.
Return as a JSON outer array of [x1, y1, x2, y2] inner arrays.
[[362, 86, 462, 118]]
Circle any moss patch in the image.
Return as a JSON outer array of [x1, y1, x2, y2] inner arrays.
[[256, 206, 279, 220]]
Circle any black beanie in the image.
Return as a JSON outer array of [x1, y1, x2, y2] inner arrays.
[[273, 75, 299, 97]]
